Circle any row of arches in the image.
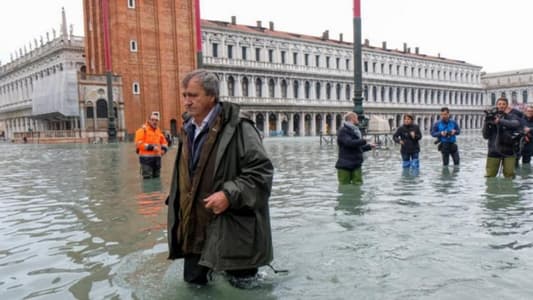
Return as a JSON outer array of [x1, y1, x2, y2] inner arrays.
[[247, 111, 485, 137]]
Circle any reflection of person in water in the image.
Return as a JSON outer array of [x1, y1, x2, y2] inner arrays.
[[484, 178, 520, 211], [137, 178, 164, 217], [335, 184, 366, 217]]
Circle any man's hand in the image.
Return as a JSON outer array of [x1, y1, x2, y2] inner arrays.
[[450, 129, 456, 135], [410, 131, 416, 139], [204, 191, 230, 215]]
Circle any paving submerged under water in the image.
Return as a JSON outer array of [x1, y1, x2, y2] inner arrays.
[[1, 132, 532, 299]]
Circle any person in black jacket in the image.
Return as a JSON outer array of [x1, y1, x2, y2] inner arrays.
[[521, 106, 533, 164], [393, 114, 422, 169], [483, 97, 522, 177], [335, 112, 375, 184]]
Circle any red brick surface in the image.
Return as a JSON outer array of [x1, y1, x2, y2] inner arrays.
[[83, 0, 197, 135]]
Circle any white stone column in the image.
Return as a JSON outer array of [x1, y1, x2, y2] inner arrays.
[[321, 113, 327, 134], [276, 113, 282, 135], [299, 113, 305, 136], [311, 113, 317, 136], [288, 113, 294, 136], [263, 112, 269, 137]]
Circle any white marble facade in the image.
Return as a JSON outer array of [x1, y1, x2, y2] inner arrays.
[[201, 19, 487, 136]]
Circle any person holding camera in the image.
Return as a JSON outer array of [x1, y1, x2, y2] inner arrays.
[[135, 112, 168, 179], [431, 107, 460, 166], [520, 106, 533, 164], [393, 114, 422, 170], [482, 97, 522, 178]]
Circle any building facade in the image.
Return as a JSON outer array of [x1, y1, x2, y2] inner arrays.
[[201, 18, 486, 136], [482, 69, 533, 110], [0, 9, 86, 142]]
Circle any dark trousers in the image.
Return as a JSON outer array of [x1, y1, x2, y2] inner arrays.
[[183, 254, 258, 285], [139, 156, 161, 178], [440, 143, 460, 166], [522, 143, 533, 164]]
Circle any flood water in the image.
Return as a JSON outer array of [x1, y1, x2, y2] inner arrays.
[[1, 132, 533, 299]]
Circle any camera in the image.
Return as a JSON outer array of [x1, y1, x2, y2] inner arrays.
[[484, 107, 502, 121]]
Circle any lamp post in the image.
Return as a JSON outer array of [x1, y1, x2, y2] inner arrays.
[[352, 0, 368, 133], [102, 0, 117, 142], [194, 0, 203, 68]]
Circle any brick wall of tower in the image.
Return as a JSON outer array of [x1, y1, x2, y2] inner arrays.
[[83, 0, 197, 135]]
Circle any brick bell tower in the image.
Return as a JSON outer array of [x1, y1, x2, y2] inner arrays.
[[82, 0, 198, 137]]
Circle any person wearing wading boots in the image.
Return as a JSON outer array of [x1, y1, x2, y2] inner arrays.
[[482, 97, 521, 178], [135, 112, 168, 179], [393, 114, 422, 170], [431, 107, 460, 166], [166, 69, 274, 289]]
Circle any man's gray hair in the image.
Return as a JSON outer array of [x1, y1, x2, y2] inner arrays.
[[182, 69, 220, 102], [344, 112, 357, 121]]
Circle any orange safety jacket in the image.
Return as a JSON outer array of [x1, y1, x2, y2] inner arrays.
[[134, 123, 168, 157]]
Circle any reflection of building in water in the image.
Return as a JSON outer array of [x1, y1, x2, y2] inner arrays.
[[200, 18, 486, 136], [482, 69, 533, 110]]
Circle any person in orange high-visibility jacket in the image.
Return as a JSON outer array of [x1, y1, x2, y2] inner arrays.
[[135, 112, 168, 179]]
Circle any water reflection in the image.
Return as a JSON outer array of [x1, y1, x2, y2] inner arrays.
[[335, 185, 365, 216]]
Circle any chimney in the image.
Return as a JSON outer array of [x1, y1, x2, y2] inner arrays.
[[415, 47, 419, 55], [339, 33, 343, 42], [407, 47, 411, 53], [438, 53, 441, 58], [403, 43, 408, 52], [231, 16, 236, 25], [382, 41, 387, 50], [364, 39, 369, 46], [322, 30, 329, 40], [269, 21, 274, 31], [256, 20, 262, 28]]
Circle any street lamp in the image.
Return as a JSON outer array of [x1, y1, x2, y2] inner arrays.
[[102, 0, 117, 142], [352, 0, 368, 133]]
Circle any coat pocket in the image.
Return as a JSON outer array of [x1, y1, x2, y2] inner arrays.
[[219, 214, 256, 259]]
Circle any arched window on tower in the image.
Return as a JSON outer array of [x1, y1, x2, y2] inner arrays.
[[346, 85, 351, 101], [326, 83, 331, 100], [96, 99, 108, 118], [315, 82, 321, 99], [86, 102, 94, 119], [336, 84, 342, 100]]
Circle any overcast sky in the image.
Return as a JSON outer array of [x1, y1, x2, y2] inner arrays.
[[1, 0, 531, 73]]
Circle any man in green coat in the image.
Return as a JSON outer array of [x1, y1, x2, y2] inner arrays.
[[166, 69, 274, 288]]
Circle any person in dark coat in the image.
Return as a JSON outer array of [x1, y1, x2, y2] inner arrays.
[[520, 105, 533, 164], [335, 112, 375, 184], [483, 97, 522, 178], [393, 114, 422, 169], [166, 69, 274, 288]]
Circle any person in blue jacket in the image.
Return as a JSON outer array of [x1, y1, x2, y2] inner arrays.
[[431, 107, 461, 166], [335, 112, 375, 184], [393, 114, 422, 169]]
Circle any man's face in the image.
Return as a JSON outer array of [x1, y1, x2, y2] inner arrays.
[[183, 78, 216, 122], [148, 116, 159, 128], [526, 108, 533, 118], [404, 116, 412, 125], [352, 114, 359, 125], [496, 100, 508, 112], [440, 111, 449, 122]]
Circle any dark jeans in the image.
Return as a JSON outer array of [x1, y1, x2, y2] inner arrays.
[[139, 156, 161, 178], [183, 254, 258, 285], [440, 142, 460, 166], [522, 143, 533, 164]]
